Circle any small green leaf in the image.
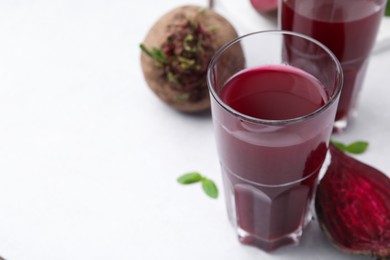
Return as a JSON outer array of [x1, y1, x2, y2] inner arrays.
[[386, 1, 390, 16], [177, 172, 202, 184], [177, 172, 219, 199], [201, 178, 218, 199], [331, 140, 369, 154], [346, 141, 369, 154], [139, 44, 167, 65]]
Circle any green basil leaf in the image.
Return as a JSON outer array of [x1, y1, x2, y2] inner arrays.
[[177, 172, 202, 184], [331, 140, 369, 154], [346, 141, 369, 154], [201, 178, 218, 199]]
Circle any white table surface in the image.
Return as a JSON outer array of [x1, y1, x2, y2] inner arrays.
[[0, 0, 389, 259]]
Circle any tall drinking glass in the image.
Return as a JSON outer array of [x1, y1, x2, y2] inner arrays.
[[280, 0, 387, 132], [207, 31, 342, 251]]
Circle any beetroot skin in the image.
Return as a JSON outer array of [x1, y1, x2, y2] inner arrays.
[[315, 144, 390, 258], [249, 0, 278, 13]]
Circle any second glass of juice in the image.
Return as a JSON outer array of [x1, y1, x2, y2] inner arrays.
[[207, 31, 343, 251], [280, 0, 387, 132]]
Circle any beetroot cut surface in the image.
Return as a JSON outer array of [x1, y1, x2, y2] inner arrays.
[[315, 144, 390, 258]]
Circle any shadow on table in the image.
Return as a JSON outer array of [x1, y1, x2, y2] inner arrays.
[[272, 219, 369, 259]]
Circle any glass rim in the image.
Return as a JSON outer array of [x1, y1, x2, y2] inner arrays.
[[206, 30, 343, 125]]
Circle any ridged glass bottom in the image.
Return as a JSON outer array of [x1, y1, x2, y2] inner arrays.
[[221, 164, 318, 252], [235, 210, 313, 251]]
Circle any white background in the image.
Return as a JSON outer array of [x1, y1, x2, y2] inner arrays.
[[0, 0, 389, 259]]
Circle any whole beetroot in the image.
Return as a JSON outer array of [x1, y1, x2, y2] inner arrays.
[[140, 5, 240, 113], [250, 0, 278, 13]]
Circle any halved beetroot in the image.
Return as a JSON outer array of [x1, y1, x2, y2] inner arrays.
[[315, 144, 390, 258]]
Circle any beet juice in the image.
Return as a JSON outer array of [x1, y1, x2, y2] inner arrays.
[[280, 0, 387, 132], [207, 31, 342, 251], [212, 65, 333, 250]]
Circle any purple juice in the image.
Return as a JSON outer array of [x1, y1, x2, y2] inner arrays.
[[280, 0, 386, 131], [213, 65, 332, 250]]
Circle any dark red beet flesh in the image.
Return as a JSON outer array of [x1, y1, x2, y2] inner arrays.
[[315, 144, 390, 257]]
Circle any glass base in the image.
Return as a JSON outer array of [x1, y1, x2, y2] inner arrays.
[[234, 210, 313, 252], [237, 225, 302, 251], [333, 117, 348, 134], [333, 110, 357, 134], [221, 165, 318, 252]]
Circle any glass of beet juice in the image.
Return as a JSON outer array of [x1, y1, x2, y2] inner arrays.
[[280, 0, 387, 133], [207, 31, 342, 251]]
